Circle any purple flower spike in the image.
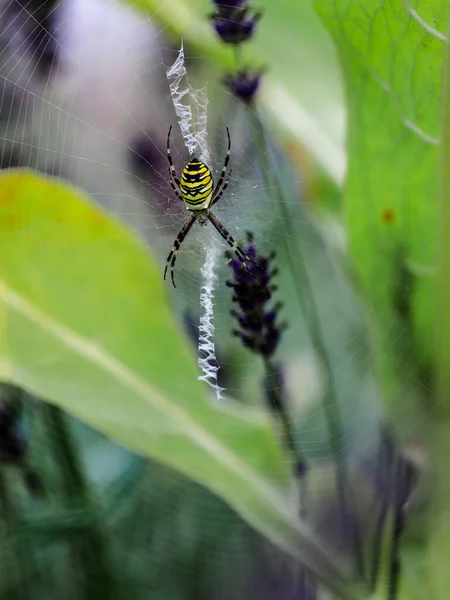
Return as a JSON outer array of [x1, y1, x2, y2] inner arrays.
[[211, 3, 262, 45], [224, 69, 263, 104], [227, 232, 286, 358]]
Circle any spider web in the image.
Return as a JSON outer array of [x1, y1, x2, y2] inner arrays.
[[0, 0, 397, 596], [164, 41, 223, 399]]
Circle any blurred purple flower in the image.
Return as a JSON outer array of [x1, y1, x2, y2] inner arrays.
[[5, 0, 61, 77], [370, 428, 419, 508], [211, 3, 262, 45], [362, 428, 419, 592], [224, 69, 263, 104], [213, 0, 247, 8], [129, 134, 164, 175]]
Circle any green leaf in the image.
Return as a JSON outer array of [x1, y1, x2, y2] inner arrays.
[[0, 170, 361, 598], [314, 0, 446, 438], [124, 0, 346, 184]]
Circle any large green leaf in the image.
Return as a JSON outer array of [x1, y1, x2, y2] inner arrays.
[[314, 0, 447, 440], [127, 0, 346, 184], [0, 170, 361, 598]]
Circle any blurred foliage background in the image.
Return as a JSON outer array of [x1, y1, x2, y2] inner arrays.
[[0, 0, 448, 599]]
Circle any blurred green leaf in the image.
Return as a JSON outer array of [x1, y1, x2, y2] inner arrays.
[[314, 0, 446, 439], [127, 0, 346, 184], [0, 170, 361, 597]]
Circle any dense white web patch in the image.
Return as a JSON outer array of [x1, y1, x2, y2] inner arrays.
[[165, 42, 210, 164], [198, 243, 223, 399]]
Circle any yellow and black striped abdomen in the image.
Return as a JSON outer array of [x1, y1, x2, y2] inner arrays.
[[180, 159, 214, 211]]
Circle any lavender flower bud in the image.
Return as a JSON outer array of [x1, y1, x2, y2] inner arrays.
[[213, 0, 247, 8], [211, 3, 262, 45], [224, 69, 263, 105], [227, 232, 286, 358]]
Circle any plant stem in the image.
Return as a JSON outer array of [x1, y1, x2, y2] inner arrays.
[[44, 405, 119, 599], [387, 457, 406, 600], [427, 414, 450, 599], [263, 358, 307, 519], [263, 359, 297, 453], [431, 10, 450, 600], [369, 499, 389, 593]]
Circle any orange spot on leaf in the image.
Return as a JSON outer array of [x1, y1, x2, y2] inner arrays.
[[0, 184, 18, 205], [382, 208, 395, 223]]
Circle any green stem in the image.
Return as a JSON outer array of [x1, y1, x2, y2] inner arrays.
[[427, 415, 450, 599], [430, 11, 450, 599], [44, 405, 119, 600], [263, 359, 297, 455], [263, 358, 307, 519]]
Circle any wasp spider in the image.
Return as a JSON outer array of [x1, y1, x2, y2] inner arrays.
[[164, 126, 258, 287]]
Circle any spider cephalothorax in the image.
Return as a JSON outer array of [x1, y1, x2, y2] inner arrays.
[[164, 126, 258, 287]]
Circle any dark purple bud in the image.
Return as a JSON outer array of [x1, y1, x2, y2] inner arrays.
[[214, 17, 256, 44], [213, 0, 246, 7], [211, 3, 262, 45], [295, 460, 308, 478], [224, 69, 263, 105], [228, 232, 285, 358], [260, 327, 280, 357], [129, 134, 163, 174]]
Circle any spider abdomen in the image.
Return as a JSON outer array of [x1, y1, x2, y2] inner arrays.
[[180, 159, 214, 210]]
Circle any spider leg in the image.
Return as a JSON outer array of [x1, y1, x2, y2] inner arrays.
[[212, 127, 231, 198], [207, 211, 260, 273], [169, 176, 183, 202], [167, 125, 181, 189], [210, 169, 232, 208], [164, 214, 196, 288]]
